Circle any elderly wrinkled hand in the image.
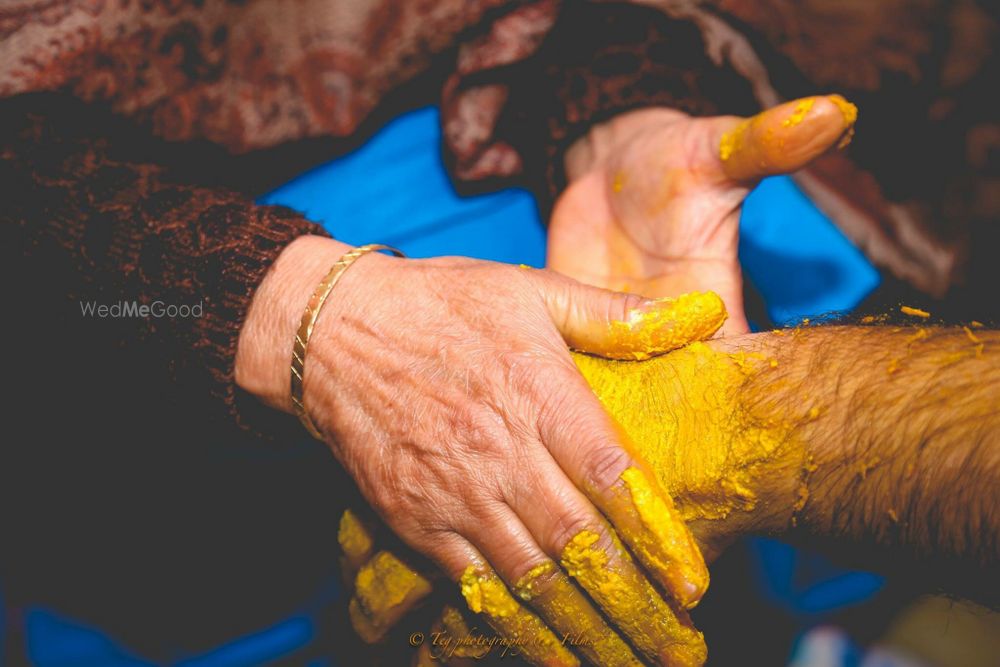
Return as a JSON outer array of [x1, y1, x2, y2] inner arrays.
[[237, 238, 734, 666], [333, 320, 791, 666]]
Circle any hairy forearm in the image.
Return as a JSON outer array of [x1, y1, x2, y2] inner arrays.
[[745, 325, 1000, 566], [574, 324, 1000, 572]]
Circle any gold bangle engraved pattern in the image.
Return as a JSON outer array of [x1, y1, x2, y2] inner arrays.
[[291, 244, 404, 439]]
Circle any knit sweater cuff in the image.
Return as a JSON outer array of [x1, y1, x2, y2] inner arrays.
[[198, 207, 332, 441]]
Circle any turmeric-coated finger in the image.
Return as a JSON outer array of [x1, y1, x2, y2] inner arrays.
[[560, 530, 707, 667], [599, 466, 710, 609], [584, 291, 727, 361], [338, 508, 376, 582], [719, 94, 858, 183], [514, 561, 643, 667], [459, 565, 579, 667]]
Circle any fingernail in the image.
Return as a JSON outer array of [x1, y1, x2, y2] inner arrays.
[[826, 94, 858, 149], [605, 291, 727, 361], [619, 467, 709, 608], [827, 94, 858, 127]]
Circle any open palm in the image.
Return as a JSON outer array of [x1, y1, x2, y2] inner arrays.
[[549, 96, 857, 334]]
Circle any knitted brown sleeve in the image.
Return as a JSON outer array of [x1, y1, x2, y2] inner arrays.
[[442, 2, 760, 208], [2, 93, 329, 439]]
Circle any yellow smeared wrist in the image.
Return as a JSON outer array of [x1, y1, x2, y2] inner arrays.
[[572, 336, 810, 541]]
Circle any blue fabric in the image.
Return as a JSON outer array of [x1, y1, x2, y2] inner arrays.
[[23, 609, 314, 667], [740, 176, 879, 326], [20, 106, 883, 664], [258, 107, 546, 268]]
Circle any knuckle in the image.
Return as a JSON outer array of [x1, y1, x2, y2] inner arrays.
[[497, 348, 543, 395], [581, 444, 631, 493], [606, 290, 645, 324], [546, 506, 598, 555], [424, 530, 477, 581], [461, 493, 509, 528], [449, 404, 505, 454], [513, 559, 561, 600], [373, 492, 423, 535], [536, 373, 584, 425]]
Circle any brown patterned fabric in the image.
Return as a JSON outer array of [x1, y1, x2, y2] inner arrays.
[[0, 0, 516, 151]]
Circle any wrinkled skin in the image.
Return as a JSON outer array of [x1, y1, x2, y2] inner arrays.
[[237, 236, 725, 665]]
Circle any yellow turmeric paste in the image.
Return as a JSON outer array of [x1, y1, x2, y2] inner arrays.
[[828, 94, 859, 126], [337, 509, 374, 570], [350, 551, 432, 643], [901, 305, 931, 319], [602, 291, 727, 361], [460, 566, 579, 667], [514, 562, 643, 667], [618, 467, 708, 607], [827, 94, 858, 148], [560, 530, 706, 666], [572, 342, 807, 527], [612, 171, 627, 193], [718, 118, 751, 162], [440, 604, 492, 659], [782, 98, 815, 127]]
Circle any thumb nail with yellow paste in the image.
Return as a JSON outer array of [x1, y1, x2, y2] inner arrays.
[[595, 291, 727, 361], [719, 94, 859, 182]]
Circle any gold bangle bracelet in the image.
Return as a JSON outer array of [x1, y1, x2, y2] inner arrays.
[[291, 243, 405, 439]]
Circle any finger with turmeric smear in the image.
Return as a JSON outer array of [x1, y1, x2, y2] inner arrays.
[[599, 464, 710, 610], [560, 529, 707, 666], [460, 565, 579, 667], [514, 561, 644, 667], [584, 290, 728, 361], [349, 550, 433, 644], [717, 94, 858, 183]]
